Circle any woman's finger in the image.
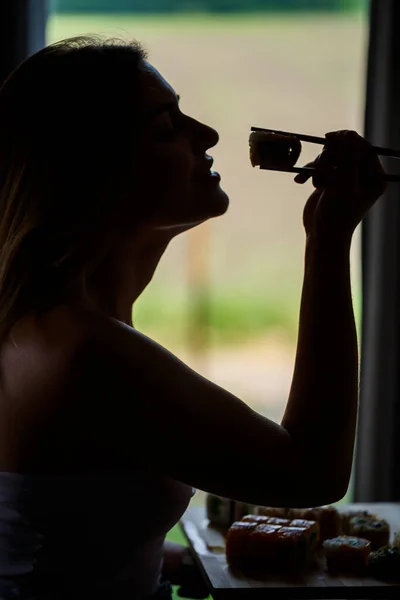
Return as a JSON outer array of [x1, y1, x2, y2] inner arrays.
[[294, 151, 331, 186], [294, 162, 315, 184], [312, 149, 340, 189]]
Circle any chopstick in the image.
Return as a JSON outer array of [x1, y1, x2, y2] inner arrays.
[[258, 164, 400, 182], [259, 165, 314, 175], [250, 126, 400, 159], [251, 126, 400, 182]]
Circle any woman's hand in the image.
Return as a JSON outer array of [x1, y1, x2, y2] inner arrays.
[[295, 130, 387, 239]]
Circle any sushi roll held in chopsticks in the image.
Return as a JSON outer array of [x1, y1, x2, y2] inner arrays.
[[249, 131, 302, 170], [249, 125, 400, 181]]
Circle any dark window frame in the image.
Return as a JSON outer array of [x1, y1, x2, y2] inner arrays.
[[355, 0, 400, 501]]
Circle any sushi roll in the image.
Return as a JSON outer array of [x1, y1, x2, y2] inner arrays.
[[323, 536, 371, 573], [368, 545, 400, 581], [288, 505, 340, 542], [249, 131, 302, 170], [341, 510, 377, 535], [266, 517, 291, 527], [255, 506, 288, 518], [246, 524, 282, 569], [275, 526, 311, 570], [347, 515, 390, 550], [313, 506, 341, 541], [225, 520, 316, 572], [289, 519, 320, 551], [225, 522, 281, 570], [225, 521, 258, 568], [241, 515, 271, 524]]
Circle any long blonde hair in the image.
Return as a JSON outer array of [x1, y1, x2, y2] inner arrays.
[[0, 35, 148, 339]]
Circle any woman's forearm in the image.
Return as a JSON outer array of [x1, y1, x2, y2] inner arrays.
[[282, 231, 358, 498]]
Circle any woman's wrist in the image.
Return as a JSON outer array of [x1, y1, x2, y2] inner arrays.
[[305, 227, 353, 255]]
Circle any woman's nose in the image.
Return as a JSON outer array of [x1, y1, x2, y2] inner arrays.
[[192, 118, 219, 151], [203, 123, 219, 149]]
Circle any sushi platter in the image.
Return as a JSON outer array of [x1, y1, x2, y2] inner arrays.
[[180, 503, 400, 598]]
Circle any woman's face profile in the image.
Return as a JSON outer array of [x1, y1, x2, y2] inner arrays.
[[127, 61, 229, 232]]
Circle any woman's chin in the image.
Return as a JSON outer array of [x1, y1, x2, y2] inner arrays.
[[195, 186, 230, 218], [149, 188, 230, 233], [214, 188, 230, 215]]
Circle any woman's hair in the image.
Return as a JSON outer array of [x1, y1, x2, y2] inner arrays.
[[0, 35, 148, 339]]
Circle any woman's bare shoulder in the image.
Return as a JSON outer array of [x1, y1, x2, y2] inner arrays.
[[3, 305, 149, 397], [0, 306, 90, 397]]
